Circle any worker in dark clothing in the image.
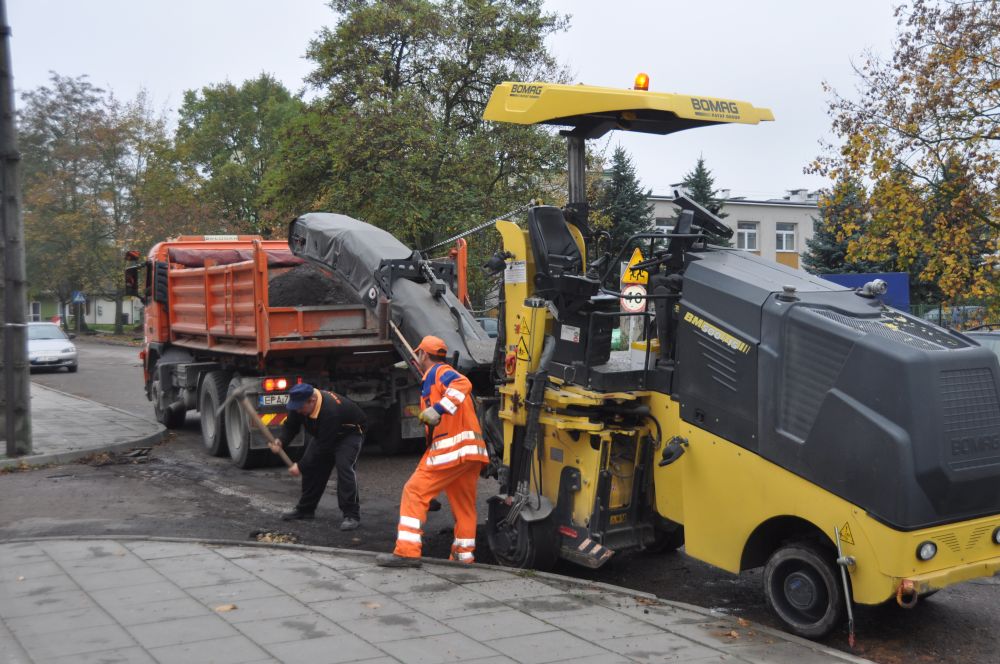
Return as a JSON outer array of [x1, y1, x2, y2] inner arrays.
[[271, 383, 366, 531]]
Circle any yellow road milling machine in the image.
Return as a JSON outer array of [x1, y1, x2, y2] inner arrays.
[[477, 76, 1000, 639]]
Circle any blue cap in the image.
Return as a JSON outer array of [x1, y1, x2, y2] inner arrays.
[[286, 383, 315, 411]]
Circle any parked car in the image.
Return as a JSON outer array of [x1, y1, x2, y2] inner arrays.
[[476, 317, 498, 338], [966, 324, 1000, 362], [27, 322, 78, 372]]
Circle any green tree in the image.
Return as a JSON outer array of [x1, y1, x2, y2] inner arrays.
[[264, 0, 569, 256], [21, 74, 185, 334], [20, 74, 104, 331], [681, 156, 726, 213], [813, 0, 999, 312], [176, 74, 302, 235], [680, 156, 730, 245], [803, 177, 887, 274], [595, 146, 653, 258]]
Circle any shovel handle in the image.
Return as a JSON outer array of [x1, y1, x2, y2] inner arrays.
[[236, 395, 294, 468]]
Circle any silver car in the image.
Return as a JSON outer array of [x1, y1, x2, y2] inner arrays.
[[27, 322, 78, 372]]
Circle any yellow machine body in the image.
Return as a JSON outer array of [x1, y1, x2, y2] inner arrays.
[[496, 219, 1000, 605], [484, 78, 1000, 638]]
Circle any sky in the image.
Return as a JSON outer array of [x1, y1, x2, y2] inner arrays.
[[9, 0, 898, 200]]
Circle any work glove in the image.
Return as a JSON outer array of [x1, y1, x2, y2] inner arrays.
[[418, 406, 441, 426]]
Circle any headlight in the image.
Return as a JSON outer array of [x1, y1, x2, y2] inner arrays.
[[916, 541, 937, 561], [992, 527, 1000, 545], [61, 347, 75, 354]]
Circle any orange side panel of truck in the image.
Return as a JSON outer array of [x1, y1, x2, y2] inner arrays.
[[144, 236, 391, 373]]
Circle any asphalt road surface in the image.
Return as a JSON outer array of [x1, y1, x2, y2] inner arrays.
[[10, 336, 999, 664]]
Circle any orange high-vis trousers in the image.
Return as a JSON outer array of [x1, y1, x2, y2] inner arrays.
[[393, 460, 484, 562]]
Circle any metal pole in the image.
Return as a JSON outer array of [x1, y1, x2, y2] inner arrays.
[[567, 135, 586, 207], [0, 0, 31, 456]]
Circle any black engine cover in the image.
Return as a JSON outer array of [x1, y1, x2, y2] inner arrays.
[[676, 250, 1000, 530]]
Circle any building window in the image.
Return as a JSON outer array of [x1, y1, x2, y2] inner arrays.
[[776, 222, 797, 252], [736, 222, 759, 251], [29, 301, 40, 322], [654, 217, 673, 229]]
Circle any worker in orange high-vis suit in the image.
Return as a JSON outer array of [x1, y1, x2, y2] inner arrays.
[[376, 335, 488, 568]]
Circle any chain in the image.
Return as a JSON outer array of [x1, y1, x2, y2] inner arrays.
[[419, 201, 536, 253]]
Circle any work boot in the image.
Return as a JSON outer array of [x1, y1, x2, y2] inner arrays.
[[281, 509, 315, 521], [375, 553, 421, 568], [340, 517, 360, 531]]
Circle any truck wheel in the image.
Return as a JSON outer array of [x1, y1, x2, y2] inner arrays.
[[486, 499, 559, 571], [223, 379, 268, 469], [199, 371, 230, 457], [152, 375, 186, 429], [763, 541, 845, 639]]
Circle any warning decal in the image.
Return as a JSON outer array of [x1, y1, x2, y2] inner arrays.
[[517, 337, 531, 361], [839, 523, 854, 546]]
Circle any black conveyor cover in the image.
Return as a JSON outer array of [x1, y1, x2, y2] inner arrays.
[[287, 213, 494, 374]]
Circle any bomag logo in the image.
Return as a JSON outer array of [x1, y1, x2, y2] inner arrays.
[[690, 97, 740, 118], [683, 311, 751, 354], [510, 83, 543, 98], [951, 434, 1000, 457]]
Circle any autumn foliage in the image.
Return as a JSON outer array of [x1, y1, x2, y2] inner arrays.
[[812, 0, 999, 312]]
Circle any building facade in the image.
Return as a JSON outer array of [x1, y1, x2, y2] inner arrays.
[[649, 189, 820, 269], [28, 295, 143, 327]]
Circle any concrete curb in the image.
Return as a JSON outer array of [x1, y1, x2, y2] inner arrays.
[[0, 431, 165, 471], [0, 534, 870, 664], [0, 383, 164, 471]]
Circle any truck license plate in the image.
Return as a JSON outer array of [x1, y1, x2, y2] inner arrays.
[[259, 394, 289, 406]]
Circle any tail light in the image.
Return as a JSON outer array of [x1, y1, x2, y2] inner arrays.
[[262, 377, 290, 392]]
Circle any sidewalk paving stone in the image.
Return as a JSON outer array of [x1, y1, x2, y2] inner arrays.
[[128, 614, 242, 649], [0, 383, 162, 469], [230, 614, 347, 645], [0, 537, 872, 664]]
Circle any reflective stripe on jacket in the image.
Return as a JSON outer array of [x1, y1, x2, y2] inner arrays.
[[420, 363, 487, 470]]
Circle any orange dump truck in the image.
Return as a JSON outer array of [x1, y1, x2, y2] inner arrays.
[[125, 234, 420, 466]]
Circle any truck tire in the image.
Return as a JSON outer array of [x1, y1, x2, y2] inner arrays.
[[152, 374, 186, 429], [223, 378, 270, 469], [763, 541, 845, 639], [199, 371, 230, 457]]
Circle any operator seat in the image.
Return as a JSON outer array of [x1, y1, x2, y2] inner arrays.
[[528, 206, 585, 290], [526, 205, 616, 368]]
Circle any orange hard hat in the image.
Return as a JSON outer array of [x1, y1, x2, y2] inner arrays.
[[416, 335, 448, 357]]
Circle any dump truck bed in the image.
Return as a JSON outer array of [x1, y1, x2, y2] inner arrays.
[[157, 238, 392, 359]]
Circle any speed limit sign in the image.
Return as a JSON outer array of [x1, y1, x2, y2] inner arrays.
[[621, 284, 646, 313]]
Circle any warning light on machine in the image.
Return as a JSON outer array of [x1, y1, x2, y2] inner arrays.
[[634, 72, 650, 91]]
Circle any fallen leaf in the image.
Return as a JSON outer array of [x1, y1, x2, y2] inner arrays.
[[214, 604, 238, 613], [362, 601, 381, 609], [737, 618, 751, 627]]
